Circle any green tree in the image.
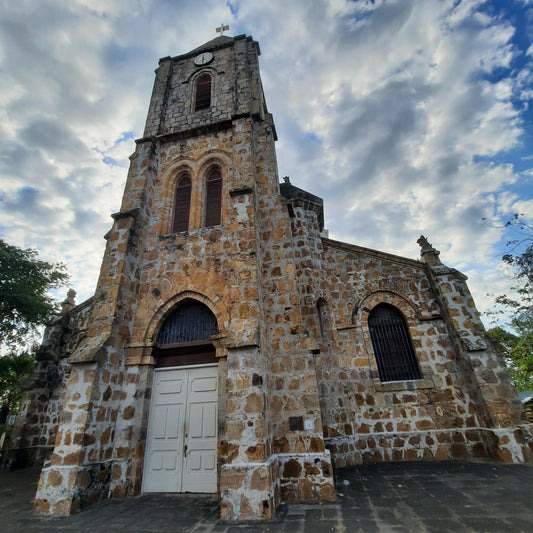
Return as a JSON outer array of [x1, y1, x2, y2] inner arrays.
[[487, 326, 533, 392], [486, 214, 533, 392], [0, 351, 35, 421], [0, 239, 68, 349], [0, 351, 36, 456], [487, 326, 517, 359]]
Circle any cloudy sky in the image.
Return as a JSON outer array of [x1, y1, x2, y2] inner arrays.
[[1, 0, 532, 326]]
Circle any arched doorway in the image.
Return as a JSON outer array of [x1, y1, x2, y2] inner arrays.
[[143, 300, 219, 493]]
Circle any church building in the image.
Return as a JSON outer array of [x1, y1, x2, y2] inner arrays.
[[9, 33, 531, 521]]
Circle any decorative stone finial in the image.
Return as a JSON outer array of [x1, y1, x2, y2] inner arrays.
[[417, 235, 441, 265], [61, 289, 77, 314], [283, 176, 291, 184]]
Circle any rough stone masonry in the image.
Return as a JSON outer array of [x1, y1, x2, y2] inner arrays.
[[8, 33, 532, 521]]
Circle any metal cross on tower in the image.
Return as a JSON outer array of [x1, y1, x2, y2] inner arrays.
[[216, 24, 229, 36]]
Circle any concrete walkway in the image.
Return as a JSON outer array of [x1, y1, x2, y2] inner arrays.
[[1, 461, 532, 532]]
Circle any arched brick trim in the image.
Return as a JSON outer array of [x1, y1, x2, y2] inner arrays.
[[160, 160, 194, 182], [144, 291, 229, 358], [196, 151, 232, 177], [355, 290, 419, 329]]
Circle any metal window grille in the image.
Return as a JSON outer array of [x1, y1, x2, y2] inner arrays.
[[172, 174, 191, 232], [205, 168, 222, 227], [157, 300, 218, 345], [368, 304, 421, 382], [195, 74, 211, 111]]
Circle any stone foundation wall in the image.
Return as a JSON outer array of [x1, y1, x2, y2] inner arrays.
[[220, 461, 277, 520], [278, 452, 335, 502], [327, 424, 532, 467]]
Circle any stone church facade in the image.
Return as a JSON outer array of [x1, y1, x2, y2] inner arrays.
[[9, 34, 531, 521]]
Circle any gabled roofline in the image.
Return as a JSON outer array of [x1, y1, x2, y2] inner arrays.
[[323, 237, 424, 269]]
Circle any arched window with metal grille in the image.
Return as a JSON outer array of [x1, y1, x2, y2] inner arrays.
[[172, 173, 192, 233], [204, 167, 222, 227], [157, 300, 218, 346], [194, 73, 212, 111], [368, 304, 421, 382]]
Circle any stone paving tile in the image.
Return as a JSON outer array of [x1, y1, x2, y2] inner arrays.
[[1, 461, 532, 532]]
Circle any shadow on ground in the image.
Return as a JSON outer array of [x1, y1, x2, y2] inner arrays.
[[1, 461, 532, 532]]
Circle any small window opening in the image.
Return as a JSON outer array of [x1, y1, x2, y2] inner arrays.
[[195, 74, 212, 111], [172, 174, 191, 233], [317, 299, 328, 340], [204, 167, 222, 227]]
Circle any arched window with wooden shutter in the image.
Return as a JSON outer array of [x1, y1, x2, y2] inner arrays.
[[194, 73, 212, 111], [172, 173, 191, 233], [368, 304, 421, 382], [204, 167, 222, 227]]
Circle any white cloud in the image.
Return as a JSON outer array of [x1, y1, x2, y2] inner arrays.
[[0, 0, 531, 329]]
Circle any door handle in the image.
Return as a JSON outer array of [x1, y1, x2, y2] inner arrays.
[[184, 444, 188, 457]]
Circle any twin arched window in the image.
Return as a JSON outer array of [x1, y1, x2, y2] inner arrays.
[[368, 304, 421, 382], [172, 167, 222, 232]]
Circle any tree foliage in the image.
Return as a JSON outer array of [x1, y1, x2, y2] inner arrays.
[[487, 326, 533, 392], [0, 239, 68, 348], [0, 351, 36, 423], [486, 215, 533, 392], [493, 215, 533, 319]]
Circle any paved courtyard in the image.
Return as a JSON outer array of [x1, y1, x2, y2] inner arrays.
[[1, 460, 532, 532]]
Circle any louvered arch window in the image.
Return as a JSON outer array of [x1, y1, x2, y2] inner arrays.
[[172, 173, 192, 233], [157, 300, 218, 346], [204, 167, 222, 227], [368, 304, 421, 382], [195, 73, 212, 111]]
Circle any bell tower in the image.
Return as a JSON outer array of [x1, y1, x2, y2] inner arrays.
[[119, 33, 335, 519], [27, 33, 333, 521]]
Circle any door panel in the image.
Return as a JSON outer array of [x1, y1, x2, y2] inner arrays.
[[143, 365, 218, 493], [182, 367, 219, 492]]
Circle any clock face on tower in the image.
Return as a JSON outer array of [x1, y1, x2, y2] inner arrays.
[[194, 52, 214, 66]]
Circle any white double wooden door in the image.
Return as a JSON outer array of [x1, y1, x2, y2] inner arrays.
[[143, 365, 218, 493]]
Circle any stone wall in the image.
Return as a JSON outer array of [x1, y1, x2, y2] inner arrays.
[[283, 198, 531, 468], [143, 35, 264, 139], [8, 297, 93, 468]]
